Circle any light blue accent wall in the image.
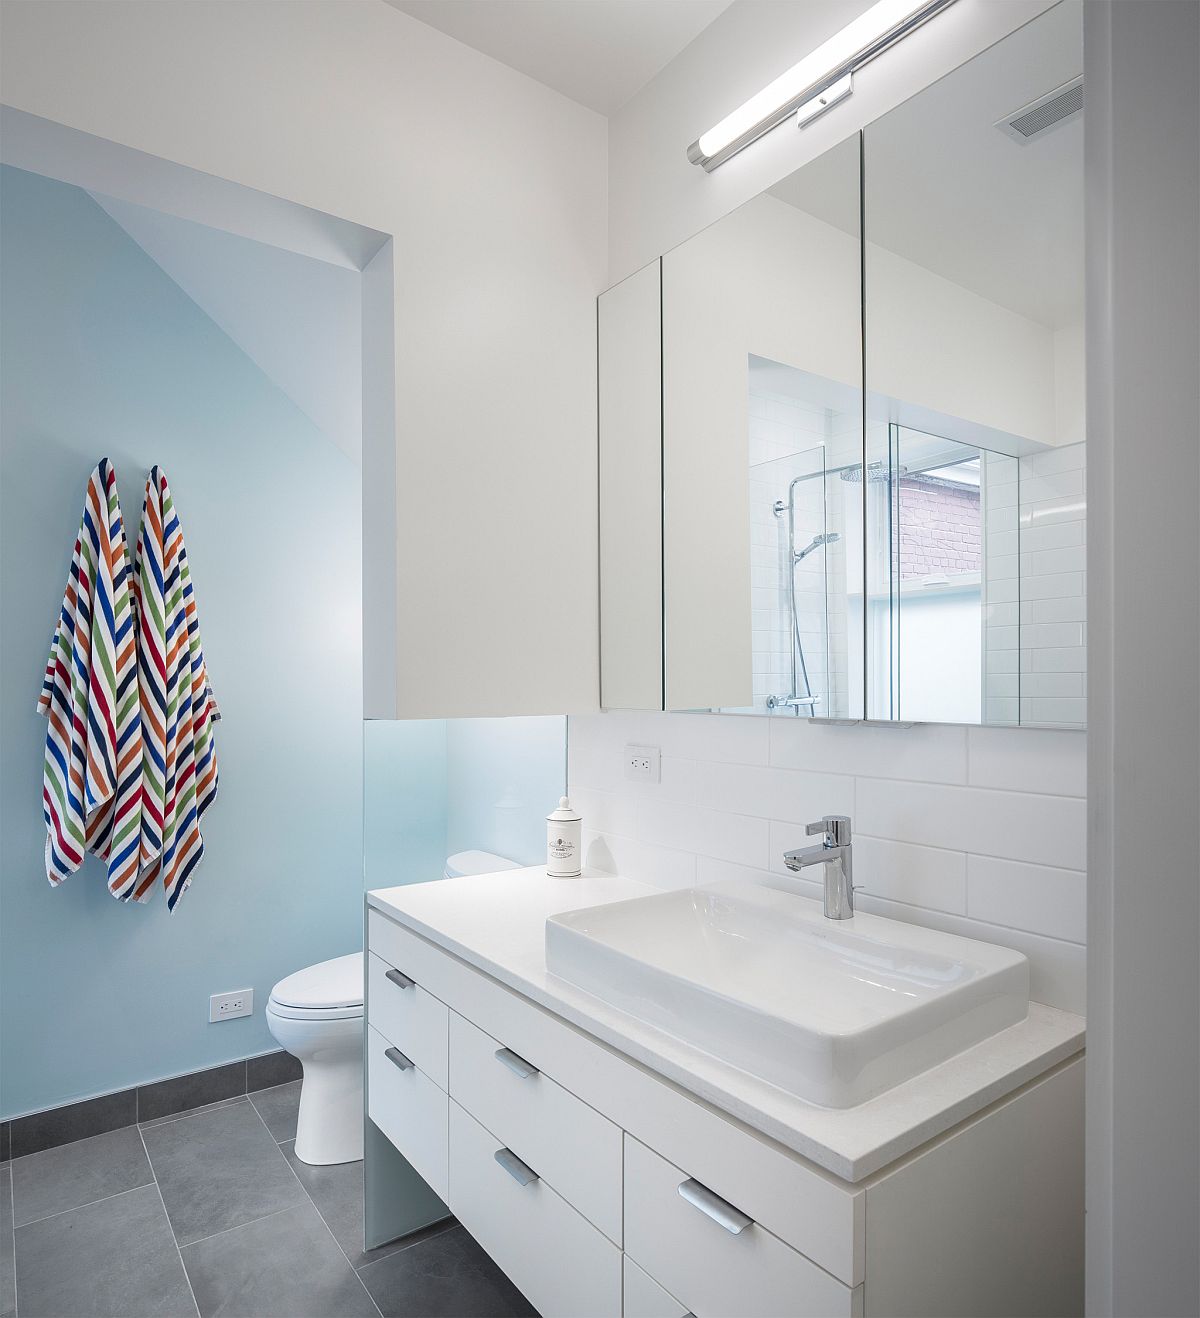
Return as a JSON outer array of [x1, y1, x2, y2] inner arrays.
[[0, 166, 364, 1117]]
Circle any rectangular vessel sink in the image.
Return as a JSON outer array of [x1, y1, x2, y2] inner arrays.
[[545, 882, 1029, 1108]]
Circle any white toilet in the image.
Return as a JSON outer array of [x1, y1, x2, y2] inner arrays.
[[267, 850, 520, 1166]]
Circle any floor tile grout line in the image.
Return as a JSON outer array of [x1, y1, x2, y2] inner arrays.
[[9, 1180, 154, 1233], [173, 1202, 302, 1254], [134, 1124, 201, 1318], [248, 1104, 384, 1318]]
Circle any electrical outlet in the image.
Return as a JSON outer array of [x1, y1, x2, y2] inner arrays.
[[624, 744, 661, 783], [209, 989, 253, 1023]]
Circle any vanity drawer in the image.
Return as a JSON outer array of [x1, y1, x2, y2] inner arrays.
[[624, 1136, 860, 1318], [449, 1011, 622, 1243], [368, 950, 449, 1089], [449, 1099, 621, 1318], [367, 1024, 448, 1201], [623, 1257, 690, 1318]]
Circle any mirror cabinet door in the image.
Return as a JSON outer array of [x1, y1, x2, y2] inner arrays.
[[863, 0, 1085, 727], [597, 0, 1083, 729], [598, 260, 664, 711], [661, 133, 864, 716]]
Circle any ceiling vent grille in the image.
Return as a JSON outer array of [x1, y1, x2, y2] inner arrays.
[[996, 77, 1083, 144]]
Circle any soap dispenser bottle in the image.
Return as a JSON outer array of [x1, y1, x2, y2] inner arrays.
[[546, 797, 582, 878]]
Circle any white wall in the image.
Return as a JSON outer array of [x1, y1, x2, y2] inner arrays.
[[1085, 3, 1200, 1314], [0, 0, 607, 718]]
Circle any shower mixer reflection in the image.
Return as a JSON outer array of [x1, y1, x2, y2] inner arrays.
[[768, 485, 840, 715]]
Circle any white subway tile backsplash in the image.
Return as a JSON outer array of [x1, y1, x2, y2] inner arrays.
[[855, 777, 1085, 869], [1022, 697, 1087, 725], [1023, 622, 1085, 650], [769, 719, 968, 784], [968, 727, 1086, 796], [1021, 544, 1086, 576], [1021, 596, 1087, 625], [967, 855, 1086, 943], [1020, 468, 1085, 503], [1020, 520, 1085, 553], [987, 530, 1019, 558], [1021, 571, 1084, 601], [571, 786, 638, 837], [697, 759, 855, 823], [635, 798, 699, 851], [695, 809, 771, 869], [1021, 497, 1087, 529], [582, 827, 696, 891], [835, 832, 967, 913], [1019, 672, 1085, 698], [654, 712, 770, 765], [1030, 645, 1087, 673]]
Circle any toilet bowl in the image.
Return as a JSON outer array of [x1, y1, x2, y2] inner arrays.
[[268, 850, 520, 1166], [266, 951, 365, 1166]]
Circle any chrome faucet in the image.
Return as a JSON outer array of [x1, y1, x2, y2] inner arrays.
[[783, 815, 856, 920]]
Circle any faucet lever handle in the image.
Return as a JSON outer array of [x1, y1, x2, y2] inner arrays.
[[805, 815, 852, 846]]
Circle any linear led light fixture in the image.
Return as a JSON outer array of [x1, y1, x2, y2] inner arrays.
[[687, 0, 958, 171]]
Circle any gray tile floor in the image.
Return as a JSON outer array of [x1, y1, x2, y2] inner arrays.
[[2, 1083, 537, 1318]]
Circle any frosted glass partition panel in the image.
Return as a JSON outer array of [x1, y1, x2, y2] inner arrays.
[[864, 0, 1085, 727], [446, 716, 567, 867], [364, 715, 567, 889], [364, 719, 448, 888]]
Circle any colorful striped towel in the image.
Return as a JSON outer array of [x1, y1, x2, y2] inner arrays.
[[37, 459, 144, 895], [132, 466, 220, 909]]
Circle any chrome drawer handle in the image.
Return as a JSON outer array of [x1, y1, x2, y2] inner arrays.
[[385, 967, 414, 990], [494, 1046, 539, 1079], [384, 1046, 413, 1072], [678, 1178, 753, 1235], [494, 1147, 539, 1187]]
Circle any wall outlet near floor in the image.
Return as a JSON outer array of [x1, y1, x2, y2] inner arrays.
[[624, 744, 661, 783], [209, 989, 253, 1022]]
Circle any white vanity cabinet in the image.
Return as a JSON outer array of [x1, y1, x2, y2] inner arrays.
[[365, 899, 1083, 1318]]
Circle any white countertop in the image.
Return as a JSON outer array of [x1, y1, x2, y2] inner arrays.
[[367, 866, 1085, 1183]]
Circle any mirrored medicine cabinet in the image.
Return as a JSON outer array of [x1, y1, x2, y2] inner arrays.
[[598, 0, 1084, 729]]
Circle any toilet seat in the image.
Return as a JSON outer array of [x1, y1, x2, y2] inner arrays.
[[266, 999, 363, 1021], [268, 951, 363, 1021]]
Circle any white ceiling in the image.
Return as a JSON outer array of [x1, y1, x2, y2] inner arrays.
[[384, 0, 733, 114]]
